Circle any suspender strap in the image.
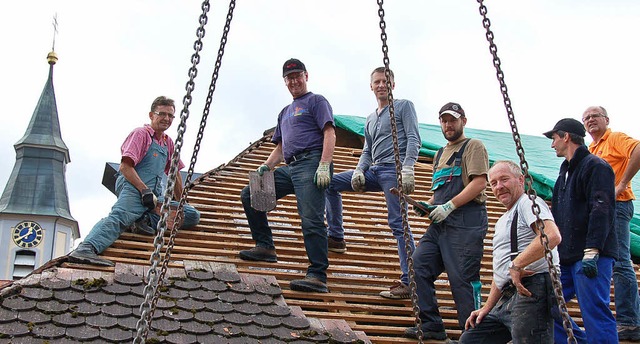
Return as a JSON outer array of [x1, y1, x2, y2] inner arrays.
[[510, 209, 519, 261], [433, 138, 471, 171]]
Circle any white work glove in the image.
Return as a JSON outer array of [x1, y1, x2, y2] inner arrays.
[[401, 165, 415, 194], [351, 168, 366, 192], [314, 161, 331, 189], [429, 200, 457, 224]]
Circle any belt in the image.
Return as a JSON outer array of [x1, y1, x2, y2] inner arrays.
[[286, 150, 317, 164]]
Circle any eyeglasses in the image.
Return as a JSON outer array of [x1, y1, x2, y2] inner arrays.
[[582, 113, 605, 123], [284, 72, 306, 81], [153, 111, 175, 119]]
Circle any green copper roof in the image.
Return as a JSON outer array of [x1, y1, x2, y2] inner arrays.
[[0, 60, 75, 221]]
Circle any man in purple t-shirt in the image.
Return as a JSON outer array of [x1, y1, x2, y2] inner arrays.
[[239, 58, 336, 293]]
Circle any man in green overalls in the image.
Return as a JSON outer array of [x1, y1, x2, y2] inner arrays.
[[406, 102, 489, 340], [69, 96, 200, 266]]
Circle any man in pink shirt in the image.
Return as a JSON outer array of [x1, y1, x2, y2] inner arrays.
[[69, 96, 200, 266]]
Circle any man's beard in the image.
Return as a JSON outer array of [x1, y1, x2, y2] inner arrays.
[[444, 128, 463, 142]]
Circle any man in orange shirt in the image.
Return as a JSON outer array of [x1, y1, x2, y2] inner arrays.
[[583, 105, 640, 341]]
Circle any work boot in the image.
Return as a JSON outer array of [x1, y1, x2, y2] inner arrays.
[[328, 236, 346, 253], [290, 276, 328, 293], [379, 280, 410, 299], [404, 326, 447, 340], [239, 246, 277, 262], [68, 242, 115, 267]]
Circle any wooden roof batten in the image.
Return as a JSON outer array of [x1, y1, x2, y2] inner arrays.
[[83, 129, 636, 343]]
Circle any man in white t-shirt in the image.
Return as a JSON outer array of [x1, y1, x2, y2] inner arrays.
[[459, 160, 561, 343]]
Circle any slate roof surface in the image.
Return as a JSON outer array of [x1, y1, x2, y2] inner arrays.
[[0, 260, 368, 343]]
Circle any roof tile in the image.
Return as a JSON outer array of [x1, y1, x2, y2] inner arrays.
[[193, 310, 224, 324], [31, 322, 65, 338], [54, 289, 84, 303], [200, 279, 228, 293], [99, 327, 133, 342], [21, 287, 53, 301], [84, 291, 115, 305], [113, 273, 143, 286], [218, 290, 246, 304], [17, 310, 51, 324], [35, 299, 68, 314], [115, 294, 145, 308], [85, 313, 118, 328], [66, 325, 100, 341], [188, 288, 217, 302], [2, 297, 36, 311], [101, 283, 130, 295], [39, 279, 70, 291], [165, 331, 197, 344], [70, 302, 101, 316], [101, 303, 132, 318], [150, 317, 180, 332]]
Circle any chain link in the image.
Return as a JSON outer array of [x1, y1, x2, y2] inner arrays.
[[376, 1, 423, 342], [476, 1, 575, 342], [132, 0, 236, 342]]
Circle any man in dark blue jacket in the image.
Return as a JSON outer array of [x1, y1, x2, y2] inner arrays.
[[544, 118, 618, 343]]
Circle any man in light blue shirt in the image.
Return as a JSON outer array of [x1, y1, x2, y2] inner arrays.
[[325, 67, 421, 299]]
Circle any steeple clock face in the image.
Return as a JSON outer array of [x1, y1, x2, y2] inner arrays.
[[12, 221, 44, 248]]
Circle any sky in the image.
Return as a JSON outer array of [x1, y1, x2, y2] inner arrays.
[[1, 1, 640, 240]]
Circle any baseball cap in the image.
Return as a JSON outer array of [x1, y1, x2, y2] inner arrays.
[[439, 102, 465, 118], [543, 118, 586, 138], [282, 58, 306, 77]]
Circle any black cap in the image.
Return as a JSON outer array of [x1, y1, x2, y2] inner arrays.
[[439, 102, 465, 118], [282, 58, 306, 77], [543, 118, 586, 138]]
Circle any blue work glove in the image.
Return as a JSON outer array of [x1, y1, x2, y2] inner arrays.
[[351, 168, 366, 192], [401, 165, 415, 194], [582, 248, 599, 278], [256, 164, 271, 176], [413, 201, 437, 217], [429, 200, 457, 224], [140, 188, 157, 210], [314, 161, 331, 189]]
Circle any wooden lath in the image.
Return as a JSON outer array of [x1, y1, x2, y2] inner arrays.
[[98, 133, 633, 343]]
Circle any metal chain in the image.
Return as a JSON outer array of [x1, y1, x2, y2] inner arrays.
[[132, 0, 233, 342], [476, 1, 575, 342], [376, 1, 423, 343], [145, 0, 236, 329]]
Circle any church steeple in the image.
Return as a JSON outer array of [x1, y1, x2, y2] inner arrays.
[[0, 18, 79, 280], [0, 51, 75, 221]]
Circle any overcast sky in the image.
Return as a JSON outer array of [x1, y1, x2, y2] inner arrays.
[[1, 1, 639, 240]]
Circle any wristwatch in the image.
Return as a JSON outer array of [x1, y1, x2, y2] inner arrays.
[[509, 261, 524, 272]]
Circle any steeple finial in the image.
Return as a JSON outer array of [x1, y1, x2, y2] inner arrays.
[[48, 14, 59, 65], [52, 13, 58, 51]]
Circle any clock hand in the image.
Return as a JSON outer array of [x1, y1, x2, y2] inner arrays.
[[17, 227, 34, 241]]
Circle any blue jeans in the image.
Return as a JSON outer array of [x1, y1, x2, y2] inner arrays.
[[553, 257, 617, 344], [459, 273, 554, 344], [325, 164, 415, 285], [85, 179, 201, 254], [240, 150, 329, 282], [613, 200, 640, 327]]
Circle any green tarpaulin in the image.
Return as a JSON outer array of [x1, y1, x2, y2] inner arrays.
[[335, 114, 640, 258]]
